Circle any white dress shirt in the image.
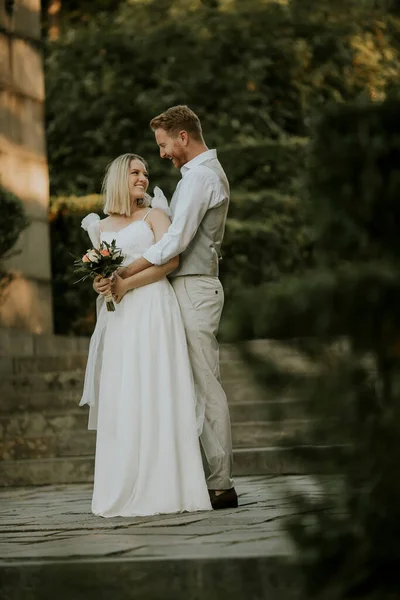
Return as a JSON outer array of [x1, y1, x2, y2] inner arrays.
[[143, 149, 228, 267]]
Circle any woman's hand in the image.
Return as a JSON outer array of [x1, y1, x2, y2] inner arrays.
[[116, 266, 129, 279], [111, 272, 129, 303], [93, 275, 111, 295]]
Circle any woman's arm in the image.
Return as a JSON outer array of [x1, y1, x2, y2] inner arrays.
[[111, 208, 179, 302]]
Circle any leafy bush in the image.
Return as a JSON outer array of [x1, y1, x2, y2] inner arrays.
[[307, 100, 400, 264], [220, 190, 313, 291], [50, 194, 103, 334], [227, 99, 400, 600], [0, 186, 29, 296], [219, 138, 308, 193], [50, 180, 314, 335], [46, 0, 400, 340], [0, 186, 29, 258], [45, 0, 400, 196]]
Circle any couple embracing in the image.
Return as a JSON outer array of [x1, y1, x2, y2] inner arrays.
[[80, 105, 237, 517]]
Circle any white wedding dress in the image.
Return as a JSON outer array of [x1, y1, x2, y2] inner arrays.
[[80, 208, 212, 517]]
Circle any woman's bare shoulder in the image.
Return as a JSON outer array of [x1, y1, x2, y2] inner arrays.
[[147, 207, 171, 223]]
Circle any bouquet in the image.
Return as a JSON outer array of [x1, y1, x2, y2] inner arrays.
[[72, 239, 124, 312]]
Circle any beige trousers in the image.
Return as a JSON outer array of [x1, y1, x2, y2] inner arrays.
[[171, 275, 234, 490]]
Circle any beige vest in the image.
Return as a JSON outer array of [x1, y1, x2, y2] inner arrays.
[[170, 156, 230, 278]]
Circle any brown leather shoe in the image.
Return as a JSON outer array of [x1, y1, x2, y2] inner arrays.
[[209, 487, 238, 510]]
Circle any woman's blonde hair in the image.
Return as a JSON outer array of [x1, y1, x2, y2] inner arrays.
[[102, 153, 150, 216]]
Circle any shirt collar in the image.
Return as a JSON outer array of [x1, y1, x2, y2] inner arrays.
[[181, 149, 217, 175]]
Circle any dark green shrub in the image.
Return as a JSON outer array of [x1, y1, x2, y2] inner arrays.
[[227, 100, 400, 600], [50, 195, 103, 335], [45, 0, 400, 197], [50, 184, 314, 335], [0, 186, 29, 296], [0, 186, 29, 259], [219, 138, 308, 193], [220, 190, 313, 296]]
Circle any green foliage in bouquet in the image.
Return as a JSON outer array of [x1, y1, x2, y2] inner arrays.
[[226, 99, 400, 600], [72, 238, 124, 312], [72, 239, 124, 283], [74, 240, 124, 283]]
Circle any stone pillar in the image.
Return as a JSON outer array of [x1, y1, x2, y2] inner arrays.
[[0, 0, 53, 334]]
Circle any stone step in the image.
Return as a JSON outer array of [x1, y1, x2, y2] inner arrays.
[[0, 475, 308, 600], [0, 398, 310, 440], [0, 368, 267, 402], [0, 375, 306, 413], [0, 355, 88, 375], [0, 430, 97, 461], [0, 349, 254, 376], [0, 409, 89, 439], [0, 371, 85, 400], [0, 338, 318, 377], [230, 399, 309, 422], [0, 445, 342, 486], [0, 390, 83, 414], [0, 557, 301, 600], [0, 419, 322, 460], [232, 420, 318, 448]]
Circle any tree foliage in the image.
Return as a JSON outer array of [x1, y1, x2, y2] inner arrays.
[[49, 160, 313, 335], [45, 0, 400, 196], [45, 0, 400, 337], [0, 187, 29, 298], [227, 99, 400, 600]]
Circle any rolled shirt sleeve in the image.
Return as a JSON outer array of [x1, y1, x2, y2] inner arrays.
[[143, 170, 221, 266]]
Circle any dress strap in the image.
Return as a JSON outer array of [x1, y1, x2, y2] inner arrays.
[[142, 208, 153, 222]]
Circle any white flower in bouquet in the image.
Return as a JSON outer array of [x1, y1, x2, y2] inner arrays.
[[72, 239, 125, 312], [86, 249, 100, 263], [112, 249, 122, 260]]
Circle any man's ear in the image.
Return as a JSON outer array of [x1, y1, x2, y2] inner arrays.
[[179, 130, 189, 146]]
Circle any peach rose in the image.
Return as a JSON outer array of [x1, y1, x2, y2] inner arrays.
[[82, 254, 90, 263], [100, 249, 110, 257]]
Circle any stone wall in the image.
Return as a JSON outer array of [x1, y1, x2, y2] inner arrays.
[[0, 0, 53, 334]]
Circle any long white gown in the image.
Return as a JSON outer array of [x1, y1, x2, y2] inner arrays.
[[80, 211, 212, 517]]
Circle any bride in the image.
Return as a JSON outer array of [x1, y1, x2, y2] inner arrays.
[[80, 153, 212, 517]]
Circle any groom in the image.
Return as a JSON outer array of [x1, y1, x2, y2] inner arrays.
[[100, 105, 236, 509]]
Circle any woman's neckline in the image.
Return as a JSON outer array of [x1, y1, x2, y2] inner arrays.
[[100, 211, 150, 234], [100, 219, 152, 236]]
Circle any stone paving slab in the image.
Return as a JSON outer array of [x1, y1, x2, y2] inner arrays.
[[0, 476, 341, 600], [0, 475, 336, 564]]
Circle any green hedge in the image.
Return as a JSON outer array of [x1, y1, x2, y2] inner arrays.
[[219, 138, 309, 193], [45, 0, 400, 197], [50, 185, 313, 335], [224, 99, 400, 599], [307, 100, 400, 263], [50, 195, 103, 335], [0, 186, 29, 259], [225, 100, 400, 342], [220, 190, 313, 291], [0, 186, 29, 296]]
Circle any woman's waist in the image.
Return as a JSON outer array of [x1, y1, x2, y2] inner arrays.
[[121, 254, 146, 266], [125, 277, 171, 296]]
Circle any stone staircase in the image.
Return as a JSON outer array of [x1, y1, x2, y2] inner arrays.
[[0, 330, 334, 486]]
